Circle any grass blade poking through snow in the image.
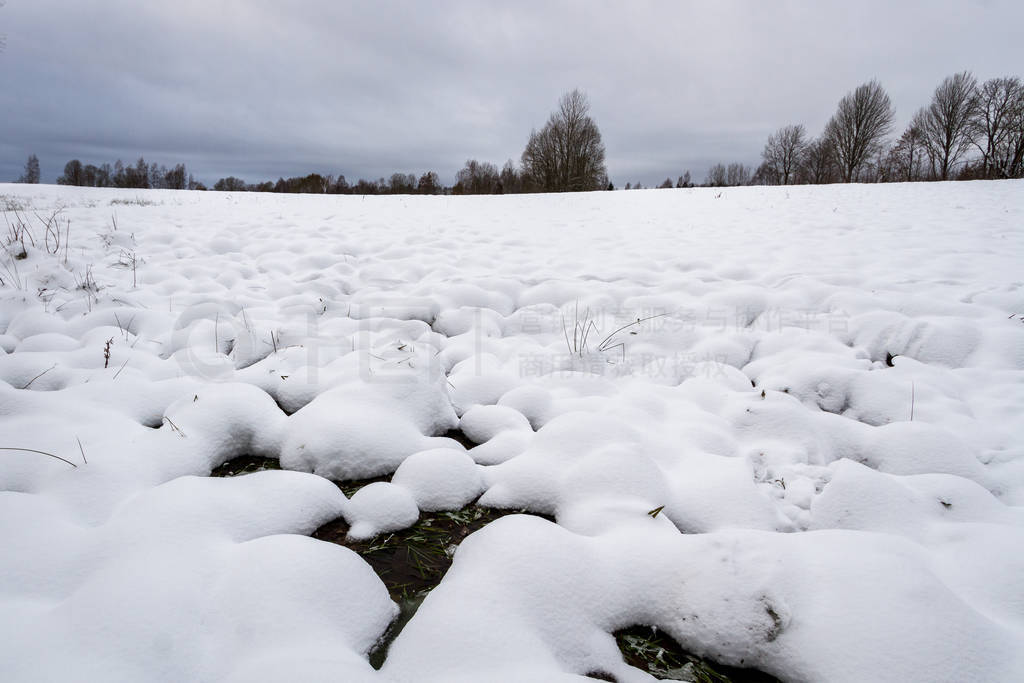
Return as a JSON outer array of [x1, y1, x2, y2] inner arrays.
[[0, 447, 78, 468]]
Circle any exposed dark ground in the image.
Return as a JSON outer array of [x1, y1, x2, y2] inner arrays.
[[212, 454, 779, 680]]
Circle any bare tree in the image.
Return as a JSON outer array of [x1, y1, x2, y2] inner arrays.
[[796, 138, 838, 184], [213, 176, 247, 192], [454, 159, 500, 194], [1008, 96, 1024, 179], [521, 89, 608, 192], [164, 164, 187, 190], [82, 164, 99, 187], [825, 80, 895, 182], [971, 77, 1024, 179], [869, 146, 893, 183], [521, 129, 557, 192], [57, 159, 85, 186], [761, 124, 806, 185], [704, 163, 750, 187], [704, 164, 727, 187], [726, 163, 751, 186], [353, 178, 378, 194], [388, 172, 416, 194], [499, 160, 522, 194], [18, 155, 40, 184], [751, 162, 781, 186], [98, 163, 113, 187], [887, 119, 928, 182], [915, 71, 978, 180]]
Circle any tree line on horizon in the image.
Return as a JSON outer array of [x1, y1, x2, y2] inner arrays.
[[15, 156, 197, 191], [643, 71, 1022, 190], [14, 73, 1024, 194], [16, 90, 610, 196]]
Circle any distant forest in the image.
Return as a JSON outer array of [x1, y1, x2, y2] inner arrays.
[[14, 72, 1024, 194]]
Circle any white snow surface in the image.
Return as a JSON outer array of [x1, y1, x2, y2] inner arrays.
[[1, 181, 1023, 681]]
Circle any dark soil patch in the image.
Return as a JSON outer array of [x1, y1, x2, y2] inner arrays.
[[314, 504, 553, 668], [210, 456, 387, 498], [367, 592, 425, 669], [210, 455, 281, 477], [334, 474, 392, 498], [212, 455, 770, 679], [443, 428, 477, 449], [313, 504, 547, 602], [614, 625, 780, 682]]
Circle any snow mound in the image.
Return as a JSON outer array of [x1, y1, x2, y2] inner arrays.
[[345, 482, 420, 540], [458, 403, 532, 444], [279, 374, 458, 479], [392, 448, 484, 511]]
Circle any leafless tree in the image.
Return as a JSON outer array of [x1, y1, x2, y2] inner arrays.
[[499, 160, 522, 194], [454, 159, 500, 194], [57, 159, 85, 186], [213, 176, 247, 192], [761, 124, 806, 185], [1008, 97, 1024, 179], [726, 163, 750, 186], [751, 162, 781, 185], [824, 80, 895, 182], [869, 146, 894, 183], [704, 164, 727, 187], [704, 163, 750, 187], [915, 71, 978, 180], [521, 89, 608, 192], [971, 77, 1024, 179], [796, 138, 838, 184], [164, 164, 187, 190], [388, 173, 417, 194], [887, 119, 928, 182]]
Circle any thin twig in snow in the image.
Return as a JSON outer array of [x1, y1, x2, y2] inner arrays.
[[596, 312, 671, 353], [0, 447, 77, 468], [21, 363, 57, 390], [910, 381, 915, 422], [162, 416, 187, 437]]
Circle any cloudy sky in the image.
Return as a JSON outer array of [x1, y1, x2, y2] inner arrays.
[[2, 0, 1022, 187]]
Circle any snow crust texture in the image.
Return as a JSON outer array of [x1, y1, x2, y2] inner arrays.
[[1, 182, 1023, 681]]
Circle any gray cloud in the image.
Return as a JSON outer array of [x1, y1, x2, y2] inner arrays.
[[2, 0, 1022, 186]]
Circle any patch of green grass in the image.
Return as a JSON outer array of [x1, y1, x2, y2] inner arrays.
[[336, 474, 391, 498], [614, 625, 779, 683], [210, 455, 280, 477], [313, 504, 551, 671]]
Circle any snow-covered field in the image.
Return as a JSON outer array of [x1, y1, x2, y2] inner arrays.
[[1, 181, 1023, 682]]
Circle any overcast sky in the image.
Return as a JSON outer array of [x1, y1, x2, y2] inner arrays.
[[2, 0, 1022, 187]]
